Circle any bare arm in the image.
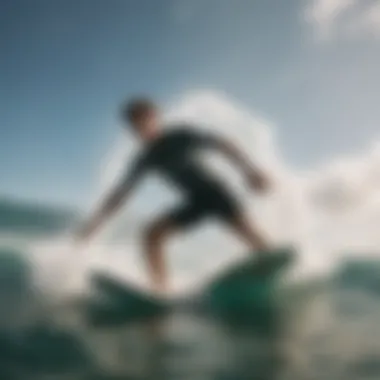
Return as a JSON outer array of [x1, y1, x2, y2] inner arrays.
[[75, 155, 147, 244], [76, 183, 132, 243], [216, 138, 257, 174]]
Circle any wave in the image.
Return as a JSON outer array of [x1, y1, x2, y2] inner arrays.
[[1, 242, 380, 379], [0, 197, 76, 236]]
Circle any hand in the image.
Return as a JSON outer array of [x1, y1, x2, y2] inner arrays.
[[246, 170, 270, 193]]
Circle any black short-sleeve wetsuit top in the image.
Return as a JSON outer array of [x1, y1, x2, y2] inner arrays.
[[121, 127, 241, 227]]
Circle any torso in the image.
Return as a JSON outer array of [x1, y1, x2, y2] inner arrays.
[[141, 127, 224, 196]]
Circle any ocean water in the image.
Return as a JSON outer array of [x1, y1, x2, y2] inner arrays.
[[0, 199, 380, 380]]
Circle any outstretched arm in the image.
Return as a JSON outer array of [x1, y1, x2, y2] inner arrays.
[[75, 155, 147, 244], [75, 183, 132, 244]]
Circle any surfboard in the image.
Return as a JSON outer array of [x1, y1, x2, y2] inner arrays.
[[204, 247, 295, 326], [87, 273, 170, 326], [87, 248, 295, 327]]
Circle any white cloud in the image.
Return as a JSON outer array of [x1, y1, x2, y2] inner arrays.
[[304, 0, 380, 41], [353, 1, 380, 36], [305, 0, 356, 37]]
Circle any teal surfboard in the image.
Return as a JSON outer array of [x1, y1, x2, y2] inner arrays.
[[87, 248, 295, 326], [204, 247, 295, 326], [87, 273, 170, 326]]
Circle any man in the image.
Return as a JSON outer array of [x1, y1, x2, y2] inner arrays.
[[77, 97, 272, 295]]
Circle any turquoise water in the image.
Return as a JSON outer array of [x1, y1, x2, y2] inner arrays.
[[1, 199, 380, 380]]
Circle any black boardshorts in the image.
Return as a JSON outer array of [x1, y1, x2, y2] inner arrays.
[[165, 187, 241, 228]]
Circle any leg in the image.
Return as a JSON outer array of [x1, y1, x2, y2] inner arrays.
[[143, 216, 176, 296], [227, 212, 270, 256], [142, 201, 205, 295], [210, 188, 271, 256]]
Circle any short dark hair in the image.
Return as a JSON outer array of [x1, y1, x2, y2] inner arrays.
[[120, 97, 156, 124]]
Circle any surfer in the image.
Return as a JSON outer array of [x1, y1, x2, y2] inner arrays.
[[76, 97, 272, 294]]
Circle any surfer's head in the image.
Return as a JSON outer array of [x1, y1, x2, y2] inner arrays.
[[121, 97, 160, 141]]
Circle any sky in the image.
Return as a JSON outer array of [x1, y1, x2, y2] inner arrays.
[[1, 0, 380, 207]]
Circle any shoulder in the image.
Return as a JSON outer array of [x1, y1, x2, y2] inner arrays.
[[162, 123, 205, 140], [128, 151, 146, 172], [164, 123, 221, 147], [129, 145, 154, 170]]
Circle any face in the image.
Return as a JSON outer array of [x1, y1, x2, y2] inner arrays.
[[131, 108, 160, 141]]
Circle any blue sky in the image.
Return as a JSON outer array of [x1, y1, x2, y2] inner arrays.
[[1, 0, 379, 207]]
